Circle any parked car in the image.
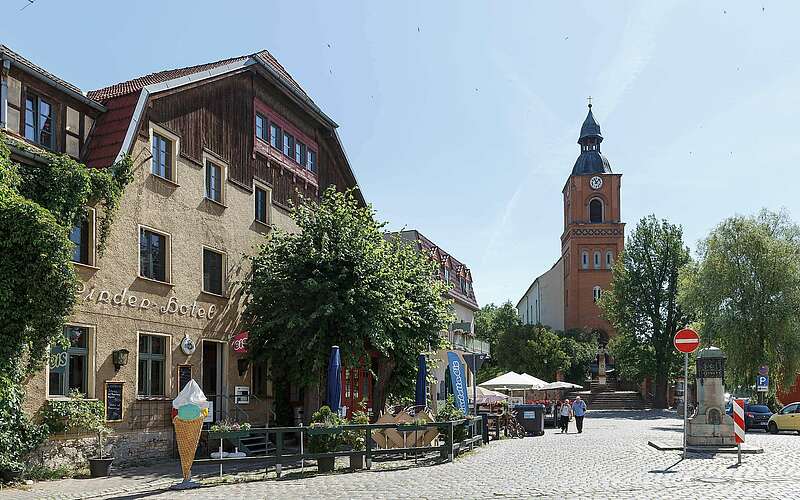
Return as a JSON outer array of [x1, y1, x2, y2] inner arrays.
[[767, 402, 800, 434], [725, 403, 773, 431]]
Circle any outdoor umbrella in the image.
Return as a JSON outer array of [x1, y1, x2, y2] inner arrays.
[[326, 346, 342, 413], [415, 354, 427, 407]]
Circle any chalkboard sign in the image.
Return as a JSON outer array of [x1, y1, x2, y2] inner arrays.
[[177, 365, 192, 392], [105, 381, 124, 422]]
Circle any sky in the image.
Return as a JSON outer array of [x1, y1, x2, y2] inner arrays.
[[4, 0, 799, 306]]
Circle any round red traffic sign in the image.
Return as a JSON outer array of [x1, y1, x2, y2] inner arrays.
[[673, 328, 700, 354]]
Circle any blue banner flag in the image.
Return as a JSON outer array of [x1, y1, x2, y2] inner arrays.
[[447, 351, 469, 416]]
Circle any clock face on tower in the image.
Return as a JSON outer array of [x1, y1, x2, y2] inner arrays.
[[590, 176, 603, 190]]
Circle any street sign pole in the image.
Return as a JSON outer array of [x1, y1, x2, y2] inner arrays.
[[683, 352, 688, 459]]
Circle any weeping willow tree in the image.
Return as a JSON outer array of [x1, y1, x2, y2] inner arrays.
[[679, 209, 800, 395]]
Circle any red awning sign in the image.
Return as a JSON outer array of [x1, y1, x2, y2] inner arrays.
[[673, 328, 700, 354], [231, 331, 249, 354]]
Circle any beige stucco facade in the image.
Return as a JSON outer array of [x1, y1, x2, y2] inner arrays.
[[516, 257, 564, 331], [22, 133, 298, 463]]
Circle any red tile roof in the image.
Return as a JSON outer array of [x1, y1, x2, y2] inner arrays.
[[84, 50, 318, 169]]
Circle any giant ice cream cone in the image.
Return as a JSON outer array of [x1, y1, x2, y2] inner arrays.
[[173, 415, 204, 480]]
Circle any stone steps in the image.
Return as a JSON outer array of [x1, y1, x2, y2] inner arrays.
[[565, 390, 650, 410]]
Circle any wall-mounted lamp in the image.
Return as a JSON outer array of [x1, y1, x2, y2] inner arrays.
[[112, 349, 129, 372], [237, 358, 250, 377]]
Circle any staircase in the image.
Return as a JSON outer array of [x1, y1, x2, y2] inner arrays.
[[236, 432, 275, 456], [565, 381, 650, 410]]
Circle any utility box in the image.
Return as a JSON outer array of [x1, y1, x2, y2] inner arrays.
[[513, 404, 545, 436]]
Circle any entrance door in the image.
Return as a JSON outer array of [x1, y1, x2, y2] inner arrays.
[[202, 340, 225, 422]]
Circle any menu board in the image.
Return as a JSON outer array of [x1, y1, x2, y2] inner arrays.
[[177, 365, 192, 392], [105, 381, 124, 422]]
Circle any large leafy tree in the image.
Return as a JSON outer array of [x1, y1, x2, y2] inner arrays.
[[600, 215, 691, 408], [493, 324, 568, 382], [679, 210, 800, 395], [244, 188, 451, 417]]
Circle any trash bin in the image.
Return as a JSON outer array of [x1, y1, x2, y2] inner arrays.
[[513, 404, 545, 436]]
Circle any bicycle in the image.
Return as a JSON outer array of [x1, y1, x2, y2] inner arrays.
[[505, 410, 526, 438]]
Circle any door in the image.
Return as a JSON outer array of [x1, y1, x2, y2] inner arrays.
[[202, 340, 225, 422]]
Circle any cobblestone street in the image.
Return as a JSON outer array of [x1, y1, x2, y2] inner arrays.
[[6, 410, 800, 499]]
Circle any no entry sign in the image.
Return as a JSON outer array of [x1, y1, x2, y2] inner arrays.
[[674, 328, 700, 354]]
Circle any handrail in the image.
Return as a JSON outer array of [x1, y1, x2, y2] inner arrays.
[[195, 416, 484, 478]]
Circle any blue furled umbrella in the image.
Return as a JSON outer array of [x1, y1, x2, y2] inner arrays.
[[326, 346, 342, 413], [415, 354, 427, 407]]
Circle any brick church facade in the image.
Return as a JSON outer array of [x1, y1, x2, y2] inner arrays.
[[517, 104, 624, 342]]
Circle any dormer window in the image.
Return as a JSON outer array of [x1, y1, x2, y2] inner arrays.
[[24, 94, 53, 149]]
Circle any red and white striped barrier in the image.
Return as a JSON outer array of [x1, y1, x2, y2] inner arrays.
[[732, 398, 745, 444]]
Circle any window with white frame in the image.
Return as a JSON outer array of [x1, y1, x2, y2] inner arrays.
[[49, 325, 92, 397], [594, 251, 601, 269], [205, 158, 225, 204], [138, 334, 167, 397], [593, 286, 602, 303], [24, 93, 54, 149], [139, 227, 171, 283], [254, 182, 271, 225], [255, 113, 267, 142], [203, 247, 225, 296], [150, 125, 179, 183], [582, 251, 589, 269], [606, 251, 614, 268], [69, 208, 95, 266]]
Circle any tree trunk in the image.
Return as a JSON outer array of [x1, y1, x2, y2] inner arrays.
[[654, 369, 668, 409], [371, 355, 396, 420]]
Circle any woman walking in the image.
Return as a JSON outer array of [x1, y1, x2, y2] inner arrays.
[[559, 398, 573, 433]]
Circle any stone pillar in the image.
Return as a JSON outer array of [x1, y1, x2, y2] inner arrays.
[[687, 347, 735, 446]]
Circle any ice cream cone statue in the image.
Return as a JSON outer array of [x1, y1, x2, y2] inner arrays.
[[171, 380, 208, 489]]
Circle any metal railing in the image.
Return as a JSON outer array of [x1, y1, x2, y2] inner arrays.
[[204, 394, 265, 424], [194, 417, 485, 478]]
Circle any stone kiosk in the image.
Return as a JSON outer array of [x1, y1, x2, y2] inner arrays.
[[687, 347, 735, 447]]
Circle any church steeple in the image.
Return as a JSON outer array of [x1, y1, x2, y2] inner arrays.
[[572, 100, 612, 175]]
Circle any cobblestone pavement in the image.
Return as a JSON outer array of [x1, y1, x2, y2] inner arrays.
[[5, 410, 800, 499]]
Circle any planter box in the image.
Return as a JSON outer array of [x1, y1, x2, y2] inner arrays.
[[308, 427, 343, 436], [207, 430, 252, 440], [317, 456, 335, 472], [349, 453, 364, 470]]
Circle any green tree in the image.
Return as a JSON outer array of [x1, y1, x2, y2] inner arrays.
[[599, 215, 691, 408], [244, 188, 451, 416], [679, 209, 800, 395], [475, 301, 519, 352], [493, 324, 569, 382]]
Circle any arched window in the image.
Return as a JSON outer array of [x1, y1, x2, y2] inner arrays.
[[594, 251, 601, 269], [606, 251, 613, 268], [589, 198, 603, 223], [592, 286, 602, 303], [581, 251, 589, 269]]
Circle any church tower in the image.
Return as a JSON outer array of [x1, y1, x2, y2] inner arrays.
[[561, 103, 624, 340]]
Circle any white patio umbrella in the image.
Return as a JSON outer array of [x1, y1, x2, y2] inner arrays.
[[473, 386, 509, 405], [540, 381, 584, 390], [479, 371, 539, 390]]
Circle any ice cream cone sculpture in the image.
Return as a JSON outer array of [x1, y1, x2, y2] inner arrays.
[[172, 380, 209, 482]]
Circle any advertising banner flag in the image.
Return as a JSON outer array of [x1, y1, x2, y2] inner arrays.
[[447, 351, 469, 416]]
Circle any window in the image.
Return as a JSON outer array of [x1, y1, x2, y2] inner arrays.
[[203, 247, 225, 296], [589, 199, 603, 223], [306, 150, 317, 173], [138, 334, 166, 397], [24, 94, 53, 148], [152, 132, 173, 180], [255, 113, 266, 141], [444, 268, 450, 282], [49, 325, 89, 397], [283, 132, 294, 157], [593, 286, 602, 303], [581, 251, 589, 269], [606, 251, 614, 268], [269, 122, 282, 149], [254, 183, 271, 225], [295, 141, 306, 165], [205, 160, 223, 203], [69, 209, 94, 266], [459, 276, 466, 294], [139, 227, 169, 282], [594, 251, 601, 269]]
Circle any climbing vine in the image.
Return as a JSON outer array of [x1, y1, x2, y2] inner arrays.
[[0, 133, 132, 376]]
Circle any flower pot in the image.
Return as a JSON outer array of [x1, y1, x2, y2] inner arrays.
[[317, 456, 335, 472], [349, 453, 364, 470], [88, 457, 113, 477], [0, 464, 23, 483]]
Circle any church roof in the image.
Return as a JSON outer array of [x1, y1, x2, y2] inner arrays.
[[572, 151, 612, 175], [579, 107, 602, 140]]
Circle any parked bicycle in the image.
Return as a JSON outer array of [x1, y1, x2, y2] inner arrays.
[[504, 410, 526, 438]]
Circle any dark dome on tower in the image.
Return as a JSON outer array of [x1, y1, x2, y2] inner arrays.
[[572, 104, 612, 175]]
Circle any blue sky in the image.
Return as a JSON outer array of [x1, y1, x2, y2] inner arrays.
[[5, 1, 799, 306]]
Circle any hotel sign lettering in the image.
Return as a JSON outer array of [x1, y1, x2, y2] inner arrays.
[[77, 284, 218, 320]]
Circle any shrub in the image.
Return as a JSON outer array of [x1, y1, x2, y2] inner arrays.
[[0, 375, 48, 480], [39, 392, 111, 459], [434, 395, 466, 443], [308, 406, 345, 453], [343, 401, 370, 451]]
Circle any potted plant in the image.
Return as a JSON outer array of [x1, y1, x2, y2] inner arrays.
[[434, 395, 466, 457], [343, 403, 369, 470], [308, 406, 344, 473], [88, 422, 113, 478]]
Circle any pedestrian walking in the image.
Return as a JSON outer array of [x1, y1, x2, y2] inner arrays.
[[572, 396, 588, 433], [559, 398, 572, 433]]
